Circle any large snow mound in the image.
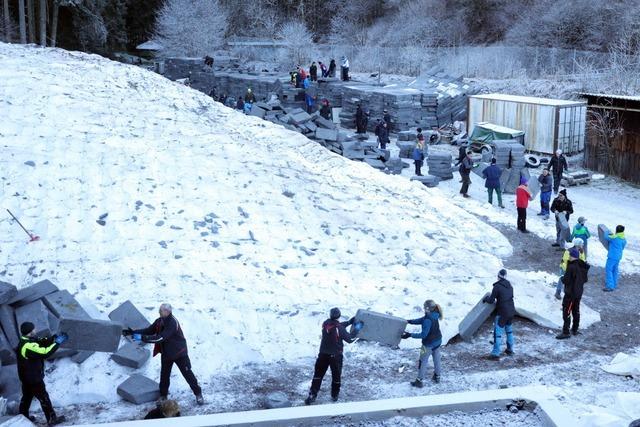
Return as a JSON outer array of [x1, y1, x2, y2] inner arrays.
[[0, 44, 589, 404]]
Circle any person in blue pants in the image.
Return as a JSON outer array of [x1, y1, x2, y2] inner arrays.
[[537, 168, 553, 219], [604, 225, 627, 292], [483, 269, 515, 360], [401, 300, 443, 387]]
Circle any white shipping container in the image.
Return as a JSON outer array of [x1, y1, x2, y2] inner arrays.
[[467, 94, 586, 154]]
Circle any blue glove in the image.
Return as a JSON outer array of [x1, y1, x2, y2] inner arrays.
[[353, 321, 364, 333], [54, 333, 68, 345], [132, 333, 142, 342]]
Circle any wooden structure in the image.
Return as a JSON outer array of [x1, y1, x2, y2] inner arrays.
[[580, 93, 640, 184]]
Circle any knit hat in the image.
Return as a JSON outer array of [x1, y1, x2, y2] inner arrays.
[[569, 247, 580, 259], [20, 321, 35, 336], [578, 216, 586, 224], [559, 189, 567, 196], [520, 177, 528, 185], [491, 158, 497, 164], [498, 269, 507, 279], [573, 238, 584, 247], [330, 307, 341, 320]]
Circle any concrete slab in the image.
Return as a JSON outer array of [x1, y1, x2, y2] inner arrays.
[[108, 300, 150, 331], [0, 305, 19, 348], [363, 158, 386, 170], [458, 293, 495, 341], [117, 374, 160, 404], [0, 282, 17, 305], [410, 175, 440, 188], [315, 128, 338, 141], [314, 116, 335, 129], [71, 351, 94, 364], [598, 224, 611, 250], [47, 347, 78, 360], [527, 173, 540, 198], [15, 300, 52, 338], [290, 111, 311, 124], [472, 162, 489, 178], [0, 327, 16, 365], [8, 280, 59, 307], [58, 318, 121, 353], [0, 364, 21, 404], [263, 392, 291, 409], [352, 309, 407, 347], [249, 106, 266, 119], [42, 290, 90, 319], [111, 342, 150, 369]]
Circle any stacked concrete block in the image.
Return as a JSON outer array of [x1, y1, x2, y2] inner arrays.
[[458, 293, 495, 341], [492, 140, 518, 169], [109, 301, 150, 331], [15, 300, 52, 338], [0, 328, 16, 364], [8, 280, 58, 307], [314, 116, 335, 129], [598, 224, 611, 250], [385, 158, 405, 175], [315, 128, 338, 142], [396, 141, 415, 159], [364, 158, 386, 170], [341, 141, 365, 160], [0, 305, 19, 348], [410, 175, 440, 188], [42, 290, 90, 319], [0, 365, 21, 407], [117, 374, 160, 404], [111, 342, 150, 369], [472, 162, 490, 178], [59, 318, 121, 353], [0, 282, 17, 305], [427, 152, 454, 180], [352, 309, 407, 347]]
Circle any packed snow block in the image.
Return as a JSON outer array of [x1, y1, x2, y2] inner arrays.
[[249, 106, 266, 119], [315, 127, 338, 142], [42, 290, 90, 319], [15, 300, 52, 338], [117, 374, 160, 404], [8, 280, 58, 307], [0, 305, 19, 348], [0, 328, 16, 365], [0, 282, 17, 305], [598, 224, 611, 250], [111, 341, 150, 369], [410, 175, 440, 188], [314, 116, 335, 129], [352, 309, 407, 347], [58, 318, 121, 353], [472, 162, 489, 178], [108, 300, 150, 331], [263, 391, 291, 409], [458, 293, 495, 341]]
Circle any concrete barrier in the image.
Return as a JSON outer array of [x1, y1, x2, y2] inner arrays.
[[117, 374, 160, 404], [0, 304, 19, 348], [58, 318, 122, 353], [108, 301, 150, 331], [458, 293, 495, 341], [0, 282, 17, 305], [15, 300, 53, 338], [598, 224, 611, 250], [9, 280, 58, 307], [352, 309, 407, 347], [42, 290, 90, 319], [111, 342, 150, 369]]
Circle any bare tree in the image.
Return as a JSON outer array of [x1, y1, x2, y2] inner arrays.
[[38, 0, 46, 45], [18, 0, 26, 43], [50, 0, 59, 47], [277, 20, 313, 65], [27, 0, 35, 42], [587, 106, 624, 175], [2, 0, 10, 41]]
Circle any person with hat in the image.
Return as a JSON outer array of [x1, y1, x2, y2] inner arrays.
[[17, 322, 68, 425], [537, 168, 553, 219], [124, 303, 204, 405], [515, 177, 534, 232], [571, 217, 591, 258], [604, 225, 627, 292], [412, 135, 426, 176], [550, 189, 573, 248], [244, 88, 256, 104], [383, 109, 391, 129], [144, 399, 181, 419], [377, 121, 390, 150], [555, 238, 586, 300], [556, 246, 590, 339], [355, 104, 366, 133], [482, 158, 504, 208], [401, 300, 443, 387], [305, 308, 363, 405], [459, 150, 474, 198], [340, 56, 350, 81], [548, 149, 568, 194], [319, 61, 328, 78], [328, 59, 337, 78], [483, 269, 515, 360], [309, 61, 318, 81]]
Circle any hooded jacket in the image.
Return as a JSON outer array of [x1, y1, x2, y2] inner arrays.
[[515, 184, 532, 208], [407, 311, 442, 349], [485, 278, 515, 326], [318, 319, 356, 356], [17, 336, 59, 384], [550, 195, 573, 220], [605, 232, 627, 261], [562, 258, 590, 299]]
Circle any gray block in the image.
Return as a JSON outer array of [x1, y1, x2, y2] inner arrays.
[[0, 282, 17, 305], [472, 162, 489, 178], [598, 224, 611, 250], [0, 305, 19, 348], [0, 364, 21, 404], [70, 350, 94, 364], [263, 391, 291, 409], [117, 374, 160, 404], [8, 280, 59, 307], [315, 128, 338, 141], [15, 300, 52, 338], [47, 347, 78, 360], [410, 175, 440, 187], [249, 106, 266, 119], [42, 290, 90, 319], [527, 174, 540, 198], [108, 301, 150, 331], [0, 328, 16, 365], [458, 293, 495, 341], [364, 158, 386, 170], [111, 342, 150, 369], [58, 318, 122, 353], [352, 309, 407, 347], [290, 111, 311, 124], [314, 116, 335, 129]]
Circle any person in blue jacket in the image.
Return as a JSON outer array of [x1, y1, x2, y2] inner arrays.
[[482, 158, 503, 208], [537, 168, 553, 219], [604, 225, 627, 292], [401, 300, 443, 387]]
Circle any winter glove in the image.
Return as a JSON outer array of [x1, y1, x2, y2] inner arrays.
[[348, 317, 356, 325], [353, 321, 364, 333], [122, 327, 134, 337], [54, 332, 69, 345], [401, 332, 411, 339], [482, 296, 490, 304], [132, 333, 142, 342]]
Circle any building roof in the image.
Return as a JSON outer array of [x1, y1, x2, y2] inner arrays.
[[475, 122, 525, 136], [471, 93, 585, 107], [578, 92, 640, 102]]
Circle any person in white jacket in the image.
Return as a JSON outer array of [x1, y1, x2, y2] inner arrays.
[[341, 56, 350, 81]]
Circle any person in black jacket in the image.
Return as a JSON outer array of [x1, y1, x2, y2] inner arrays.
[[309, 62, 318, 81], [355, 104, 365, 133], [548, 149, 568, 194], [304, 308, 363, 405], [377, 121, 390, 149], [124, 303, 204, 405], [17, 322, 68, 425], [459, 151, 473, 198], [550, 189, 574, 247], [319, 99, 331, 120], [328, 59, 336, 78], [483, 269, 515, 360], [556, 248, 590, 339]]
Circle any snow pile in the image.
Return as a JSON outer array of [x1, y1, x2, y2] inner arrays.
[[0, 43, 588, 405]]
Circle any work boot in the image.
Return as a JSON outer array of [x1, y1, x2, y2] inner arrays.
[[537, 212, 544, 216], [505, 348, 514, 356], [304, 393, 317, 405], [410, 379, 424, 388], [462, 194, 470, 198], [48, 415, 66, 426], [554, 292, 561, 300], [488, 354, 500, 361], [499, 205, 505, 209], [556, 332, 571, 340], [432, 374, 441, 384], [551, 243, 560, 247], [196, 394, 205, 405], [571, 330, 581, 336], [331, 395, 339, 402]]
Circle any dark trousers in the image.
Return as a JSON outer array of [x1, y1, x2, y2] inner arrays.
[[20, 381, 56, 422], [460, 172, 471, 195], [414, 160, 423, 176], [309, 353, 343, 398], [562, 297, 581, 334], [379, 140, 387, 150], [517, 207, 527, 231], [160, 355, 202, 397], [341, 67, 349, 81], [553, 174, 562, 193]]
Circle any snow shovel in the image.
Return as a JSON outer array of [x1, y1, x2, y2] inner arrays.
[[6, 209, 40, 242]]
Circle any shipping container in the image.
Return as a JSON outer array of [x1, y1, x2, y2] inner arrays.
[[467, 94, 587, 154]]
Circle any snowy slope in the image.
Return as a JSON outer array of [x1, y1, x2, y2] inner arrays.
[[0, 43, 588, 406]]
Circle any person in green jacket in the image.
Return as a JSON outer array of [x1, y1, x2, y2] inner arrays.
[[571, 216, 591, 258]]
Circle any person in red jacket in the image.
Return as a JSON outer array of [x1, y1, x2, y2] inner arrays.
[[515, 177, 533, 233]]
